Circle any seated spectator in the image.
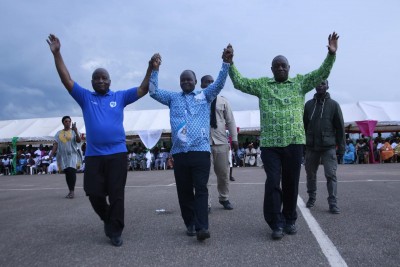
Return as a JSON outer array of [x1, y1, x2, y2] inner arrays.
[[16, 154, 28, 174], [166, 153, 174, 169], [356, 139, 370, 164], [380, 139, 394, 162], [26, 154, 37, 174], [393, 143, 400, 163], [48, 156, 59, 174], [0, 157, 4, 175], [34, 146, 42, 159], [391, 139, 398, 149], [343, 140, 356, 164], [0, 155, 10, 173], [135, 148, 147, 170], [245, 143, 257, 167], [128, 151, 136, 171], [154, 148, 169, 170], [40, 154, 51, 174], [235, 143, 245, 167]]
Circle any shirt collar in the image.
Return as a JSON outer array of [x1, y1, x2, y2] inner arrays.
[[267, 78, 294, 84], [180, 90, 197, 96], [91, 89, 113, 96]]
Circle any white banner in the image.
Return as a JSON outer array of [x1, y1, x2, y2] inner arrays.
[[136, 129, 163, 149]]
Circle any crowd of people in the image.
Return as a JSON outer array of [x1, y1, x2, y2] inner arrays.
[[127, 145, 173, 171], [0, 31, 388, 247], [341, 136, 400, 164], [0, 143, 85, 176]]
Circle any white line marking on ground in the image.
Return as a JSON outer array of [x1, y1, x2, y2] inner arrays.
[[1, 179, 398, 191], [298, 196, 348, 267]]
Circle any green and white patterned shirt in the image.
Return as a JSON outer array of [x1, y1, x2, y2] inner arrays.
[[229, 53, 336, 147]]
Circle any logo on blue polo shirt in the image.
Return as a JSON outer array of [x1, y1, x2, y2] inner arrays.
[[110, 101, 117, 108]]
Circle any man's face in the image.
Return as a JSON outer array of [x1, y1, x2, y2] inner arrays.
[[271, 56, 290, 83], [91, 68, 111, 95], [315, 80, 329, 95], [200, 75, 214, 89], [180, 71, 197, 93]]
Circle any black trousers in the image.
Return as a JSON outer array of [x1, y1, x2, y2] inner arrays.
[[261, 145, 303, 230], [84, 152, 127, 237], [64, 167, 76, 191], [173, 151, 210, 231]]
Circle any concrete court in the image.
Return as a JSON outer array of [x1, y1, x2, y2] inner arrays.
[[0, 163, 399, 267]]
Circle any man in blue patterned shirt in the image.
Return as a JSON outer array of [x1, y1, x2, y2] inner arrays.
[[149, 46, 233, 241]]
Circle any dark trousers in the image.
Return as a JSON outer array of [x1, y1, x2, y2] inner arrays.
[[261, 145, 303, 230], [64, 167, 76, 191], [84, 153, 127, 237], [173, 151, 210, 231], [305, 148, 338, 204]]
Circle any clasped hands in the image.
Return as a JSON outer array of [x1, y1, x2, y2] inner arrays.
[[149, 43, 234, 70]]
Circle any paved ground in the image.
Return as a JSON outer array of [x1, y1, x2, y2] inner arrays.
[[0, 163, 399, 267]]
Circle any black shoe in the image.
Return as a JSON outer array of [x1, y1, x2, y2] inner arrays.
[[271, 228, 284, 240], [186, 225, 196, 236], [306, 198, 315, 208], [329, 204, 340, 214], [110, 236, 123, 247], [196, 229, 210, 241], [219, 200, 233, 210], [284, 224, 297, 235], [230, 176, 235, 181]]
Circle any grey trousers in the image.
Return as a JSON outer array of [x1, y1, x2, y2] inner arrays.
[[305, 148, 338, 205], [208, 144, 230, 206]]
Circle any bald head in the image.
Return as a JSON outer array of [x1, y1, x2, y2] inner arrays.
[[271, 55, 290, 83], [91, 68, 111, 95], [200, 75, 214, 89], [180, 70, 197, 93]]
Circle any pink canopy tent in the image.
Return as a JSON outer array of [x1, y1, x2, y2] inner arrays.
[[355, 120, 377, 163]]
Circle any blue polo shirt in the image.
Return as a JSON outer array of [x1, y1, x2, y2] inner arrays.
[[70, 82, 139, 156]]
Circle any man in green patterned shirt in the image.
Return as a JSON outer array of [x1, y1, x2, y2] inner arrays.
[[228, 32, 339, 240]]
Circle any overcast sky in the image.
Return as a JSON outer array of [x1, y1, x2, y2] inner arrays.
[[1, 0, 399, 121]]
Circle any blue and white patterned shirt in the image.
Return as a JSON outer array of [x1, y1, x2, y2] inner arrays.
[[149, 62, 230, 155]]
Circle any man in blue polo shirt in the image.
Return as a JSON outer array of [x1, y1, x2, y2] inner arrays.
[[47, 34, 160, 247], [149, 45, 233, 241]]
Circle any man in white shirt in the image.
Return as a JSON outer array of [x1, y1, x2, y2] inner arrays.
[[201, 75, 238, 212]]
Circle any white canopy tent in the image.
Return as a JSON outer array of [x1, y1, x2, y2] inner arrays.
[[1, 101, 399, 146], [341, 101, 400, 133]]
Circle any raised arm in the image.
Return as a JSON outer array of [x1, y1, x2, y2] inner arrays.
[[46, 34, 74, 92], [327, 31, 339, 55], [149, 55, 173, 106], [202, 45, 232, 101], [72, 122, 81, 143], [300, 32, 339, 94], [227, 44, 263, 97], [137, 53, 162, 97]]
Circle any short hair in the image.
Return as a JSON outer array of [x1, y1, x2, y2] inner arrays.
[[62, 116, 71, 123], [201, 75, 213, 83], [181, 70, 196, 80]]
